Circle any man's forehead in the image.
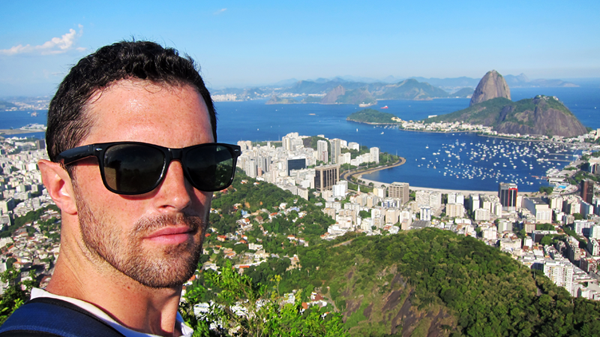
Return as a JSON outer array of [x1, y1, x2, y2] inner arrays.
[[80, 79, 212, 146]]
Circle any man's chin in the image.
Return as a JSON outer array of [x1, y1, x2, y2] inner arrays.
[[119, 243, 201, 289]]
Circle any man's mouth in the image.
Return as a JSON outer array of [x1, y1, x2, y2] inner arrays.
[[144, 226, 196, 244]]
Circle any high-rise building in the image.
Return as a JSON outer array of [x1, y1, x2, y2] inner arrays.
[[499, 183, 518, 210], [470, 194, 480, 211], [331, 139, 342, 164], [314, 164, 340, 191], [388, 182, 410, 204], [257, 155, 271, 174], [369, 147, 380, 164], [581, 179, 594, 204], [282, 133, 297, 151], [420, 206, 431, 221], [317, 140, 328, 163]]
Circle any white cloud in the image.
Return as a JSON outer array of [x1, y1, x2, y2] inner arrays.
[[0, 26, 84, 56], [214, 8, 227, 15]]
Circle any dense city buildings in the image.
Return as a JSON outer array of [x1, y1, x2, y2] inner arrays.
[[2, 129, 600, 304]]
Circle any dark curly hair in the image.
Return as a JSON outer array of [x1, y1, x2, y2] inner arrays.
[[46, 40, 217, 162]]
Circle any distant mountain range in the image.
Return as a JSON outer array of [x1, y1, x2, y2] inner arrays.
[[211, 73, 579, 103], [265, 78, 473, 105]]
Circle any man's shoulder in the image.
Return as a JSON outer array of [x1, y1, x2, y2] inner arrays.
[[0, 297, 125, 337]]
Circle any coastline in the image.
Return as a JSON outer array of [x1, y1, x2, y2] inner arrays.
[[0, 129, 45, 135], [340, 157, 406, 184]]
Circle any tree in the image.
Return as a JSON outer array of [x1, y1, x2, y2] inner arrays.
[[359, 210, 370, 218], [540, 235, 554, 246], [0, 268, 38, 324], [180, 261, 348, 336]]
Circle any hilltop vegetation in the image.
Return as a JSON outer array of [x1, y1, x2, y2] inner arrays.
[[347, 108, 399, 124], [285, 229, 600, 336], [426, 96, 588, 137]]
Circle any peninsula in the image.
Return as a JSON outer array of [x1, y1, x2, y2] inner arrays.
[[426, 70, 588, 138]]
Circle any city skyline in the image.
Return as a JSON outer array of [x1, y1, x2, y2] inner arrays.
[[1, 0, 599, 96]]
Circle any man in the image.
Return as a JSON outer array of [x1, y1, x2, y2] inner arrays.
[[0, 41, 241, 336]]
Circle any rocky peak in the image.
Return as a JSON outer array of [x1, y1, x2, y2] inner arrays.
[[469, 70, 511, 106], [321, 85, 345, 104]]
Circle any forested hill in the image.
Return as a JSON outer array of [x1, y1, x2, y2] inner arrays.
[[287, 229, 600, 336], [426, 96, 588, 137], [347, 108, 400, 124]]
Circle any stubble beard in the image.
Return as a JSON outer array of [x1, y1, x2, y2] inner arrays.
[[74, 191, 206, 289]]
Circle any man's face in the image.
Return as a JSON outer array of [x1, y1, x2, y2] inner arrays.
[[70, 80, 214, 288]]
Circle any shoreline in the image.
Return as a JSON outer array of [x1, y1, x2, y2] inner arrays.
[[340, 157, 406, 184], [0, 129, 46, 135]]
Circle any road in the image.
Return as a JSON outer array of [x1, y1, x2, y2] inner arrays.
[[340, 157, 406, 186]]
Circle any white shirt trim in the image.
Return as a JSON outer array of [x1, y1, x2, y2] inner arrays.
[[31, 288, 193, 337]]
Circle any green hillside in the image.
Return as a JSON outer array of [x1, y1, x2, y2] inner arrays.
[[347, 108, 399, 124], [426, 97, 513, 125], [287, 229, 600, 336], [425, 96, 587, 137]]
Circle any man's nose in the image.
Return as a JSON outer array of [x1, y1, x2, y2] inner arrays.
[[154, 160, 192, 211]]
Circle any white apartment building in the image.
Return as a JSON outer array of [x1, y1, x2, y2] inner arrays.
[[523, 197, 552, 224], [474, 208, 490, 221], [369, 147, 380, 164], [446, 203, 465, 218], [420, 206, 431, 221], [543, 261, 575, 296]]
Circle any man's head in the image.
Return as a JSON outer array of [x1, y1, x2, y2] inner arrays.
[[40, 41, 232, 290], [46, 40, 217, 162]]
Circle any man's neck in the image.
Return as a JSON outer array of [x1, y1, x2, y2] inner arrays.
[[47, 243, 184, 336]]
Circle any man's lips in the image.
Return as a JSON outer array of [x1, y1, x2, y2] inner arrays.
[[144, 226, 196, 244]]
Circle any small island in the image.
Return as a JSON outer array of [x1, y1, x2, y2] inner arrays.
[[346, 108, 401, 125]]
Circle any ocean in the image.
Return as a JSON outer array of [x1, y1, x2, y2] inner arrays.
[[2, 87, 599, 192]]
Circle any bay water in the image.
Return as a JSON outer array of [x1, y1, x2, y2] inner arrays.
[[3, 87, 599, 192]]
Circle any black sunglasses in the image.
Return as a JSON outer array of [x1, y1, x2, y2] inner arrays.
[[56, 142, 242, 195]]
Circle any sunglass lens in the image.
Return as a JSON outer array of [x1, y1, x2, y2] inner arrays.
[[186, 144, 234, 191], [103, 144, 165, 194]]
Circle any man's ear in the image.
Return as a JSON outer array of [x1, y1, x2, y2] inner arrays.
[[38, 159, 78, 215]]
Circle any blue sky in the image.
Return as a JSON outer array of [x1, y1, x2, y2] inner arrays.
[[1, 0, 599, 96]]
